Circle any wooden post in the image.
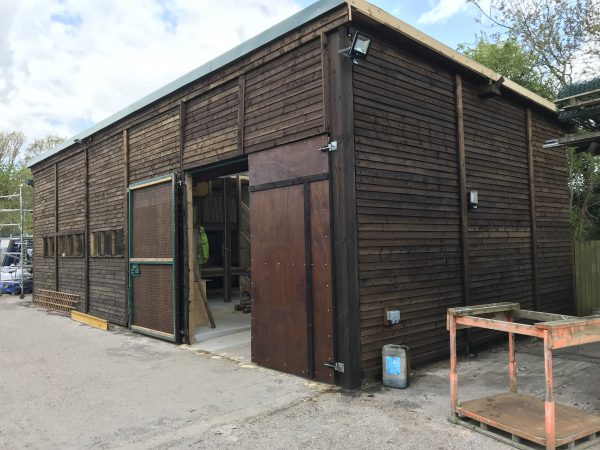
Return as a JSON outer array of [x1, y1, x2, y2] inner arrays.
[[54, 162, 58, 291], [326, 27, 362, 389], [123, 129, 129, 322], [455, 73, 471, 352], [455, 74, 470, 309], [237, 75, 245, 153], [543, 330, 556, 449], [84, 146, 90, 313], [179, 101, 186, 175], [320, 32, 331, 134], [526, 108, 541, 311], [223, 178, 231, 303]]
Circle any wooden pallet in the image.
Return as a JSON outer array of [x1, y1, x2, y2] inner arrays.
[[451, 393, 600, 450], [34, 289, 79, 314]]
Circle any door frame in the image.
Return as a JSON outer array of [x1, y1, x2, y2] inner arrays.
[[127, 173, 179, 342]]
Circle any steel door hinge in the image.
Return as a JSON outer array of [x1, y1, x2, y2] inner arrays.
[[179, 329, 188, 336], [319, 141, 338, 152], [324, 361, 345, 373]]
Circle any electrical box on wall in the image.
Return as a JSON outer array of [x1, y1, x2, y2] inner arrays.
[[384, 308, 401, 326]]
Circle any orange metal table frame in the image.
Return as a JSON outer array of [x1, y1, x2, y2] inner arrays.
[[447, 302, 600, 450]]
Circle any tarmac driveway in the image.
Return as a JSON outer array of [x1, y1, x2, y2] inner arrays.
[[1, 295, 599, 449]]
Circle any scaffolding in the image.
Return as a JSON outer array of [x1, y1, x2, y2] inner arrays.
[[0, 184, 33, 299]]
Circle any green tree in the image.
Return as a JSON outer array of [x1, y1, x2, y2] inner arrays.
[[458, 36, 555, 99], [467, 0, 600, 89], [0, 132, 63, 236]]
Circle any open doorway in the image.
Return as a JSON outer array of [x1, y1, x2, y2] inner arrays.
[[185, 159, 251, 361]]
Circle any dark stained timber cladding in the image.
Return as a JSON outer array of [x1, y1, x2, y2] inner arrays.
[[532, 112, 573, 313], [33, 165, 55, 291], [88, 133, 127, 324], [462, 79, 534, 310], [128, 108, 180, 183], [88, 134, 125, 229], [56, 151, 86, 308], [353, 39, 463, 379], [89, 259, 127, 326], [244, 38, 325, 153], [182, 81, 239, 167]]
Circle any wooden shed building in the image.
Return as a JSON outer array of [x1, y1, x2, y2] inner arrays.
[[29, 0, 573, 389]]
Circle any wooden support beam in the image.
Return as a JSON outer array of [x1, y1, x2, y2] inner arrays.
[[320, 32, 331, 134], [84, 146, 90, 313], [237, 74, 245, 153], [526, 108, 541, 311], [223, 178, 231, 303], [327, 28, 362, 389], [123, 128, 129, 322], [179, 100, 185, 176], [455, 74, 470, 309], [54, 162, 58, 291]]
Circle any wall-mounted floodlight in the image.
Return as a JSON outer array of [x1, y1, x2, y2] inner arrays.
[[469, 190, 478, 209], [339, 31, 372, 64]]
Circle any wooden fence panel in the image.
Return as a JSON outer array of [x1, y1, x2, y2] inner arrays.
[[574, 241, 600, 315]]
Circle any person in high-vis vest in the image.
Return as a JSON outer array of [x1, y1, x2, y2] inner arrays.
[[197, 226, 209, 267]]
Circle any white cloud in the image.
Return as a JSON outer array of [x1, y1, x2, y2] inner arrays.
[[417, 0, 468, 24], [0, 0, 301, 142]]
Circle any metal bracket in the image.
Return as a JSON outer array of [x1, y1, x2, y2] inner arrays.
[[324, 361, 345, 373], [319, 141, 338, 152]]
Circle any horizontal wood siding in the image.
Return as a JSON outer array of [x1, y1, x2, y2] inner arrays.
[[182, 81, 239, 167], [31, 7, 348, 328], [244, 38, 325, 153], [88, 133, 127, 324], [462, 80, 534, 310], [532, 112, 573, 313], [353, 39, 463, 379], [57, 152, 86, 309], [354, 34, 571, 382], [128, 109, 180, 183], [89, 258, 128, 325], [33, 165, 55, 291]]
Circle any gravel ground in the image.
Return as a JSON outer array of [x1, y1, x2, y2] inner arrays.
[[1, 295, 599, 449]]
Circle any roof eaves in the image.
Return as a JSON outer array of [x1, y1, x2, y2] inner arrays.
[[347, 0, 557, 113]]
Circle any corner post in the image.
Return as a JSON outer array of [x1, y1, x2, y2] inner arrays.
[[326, 27, 362, 389]]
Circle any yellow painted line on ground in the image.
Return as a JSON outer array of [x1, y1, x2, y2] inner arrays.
[[71, 311, 108, 331]]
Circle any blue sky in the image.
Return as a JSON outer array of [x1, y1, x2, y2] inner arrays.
[[0, 0, 486, 142], [297, 0, 484, 49]]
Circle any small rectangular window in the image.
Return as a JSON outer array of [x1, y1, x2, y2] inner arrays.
[[43, 237, 55, 257], [57, 233, 84, 257], [90, 229, 124, 257]]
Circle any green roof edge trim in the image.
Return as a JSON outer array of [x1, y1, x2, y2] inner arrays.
[[28, 0, 346, 168]]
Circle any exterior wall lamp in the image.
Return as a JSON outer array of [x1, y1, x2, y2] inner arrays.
[[469, 190, 478, 209], [339, 31, 372, 64]]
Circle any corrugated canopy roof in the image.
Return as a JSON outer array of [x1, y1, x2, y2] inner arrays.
[[29, 0, 556, 168]]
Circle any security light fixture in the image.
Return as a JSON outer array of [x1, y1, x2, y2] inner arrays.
[[469, 190, 478, 209], [339, 31, 372, 64]]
